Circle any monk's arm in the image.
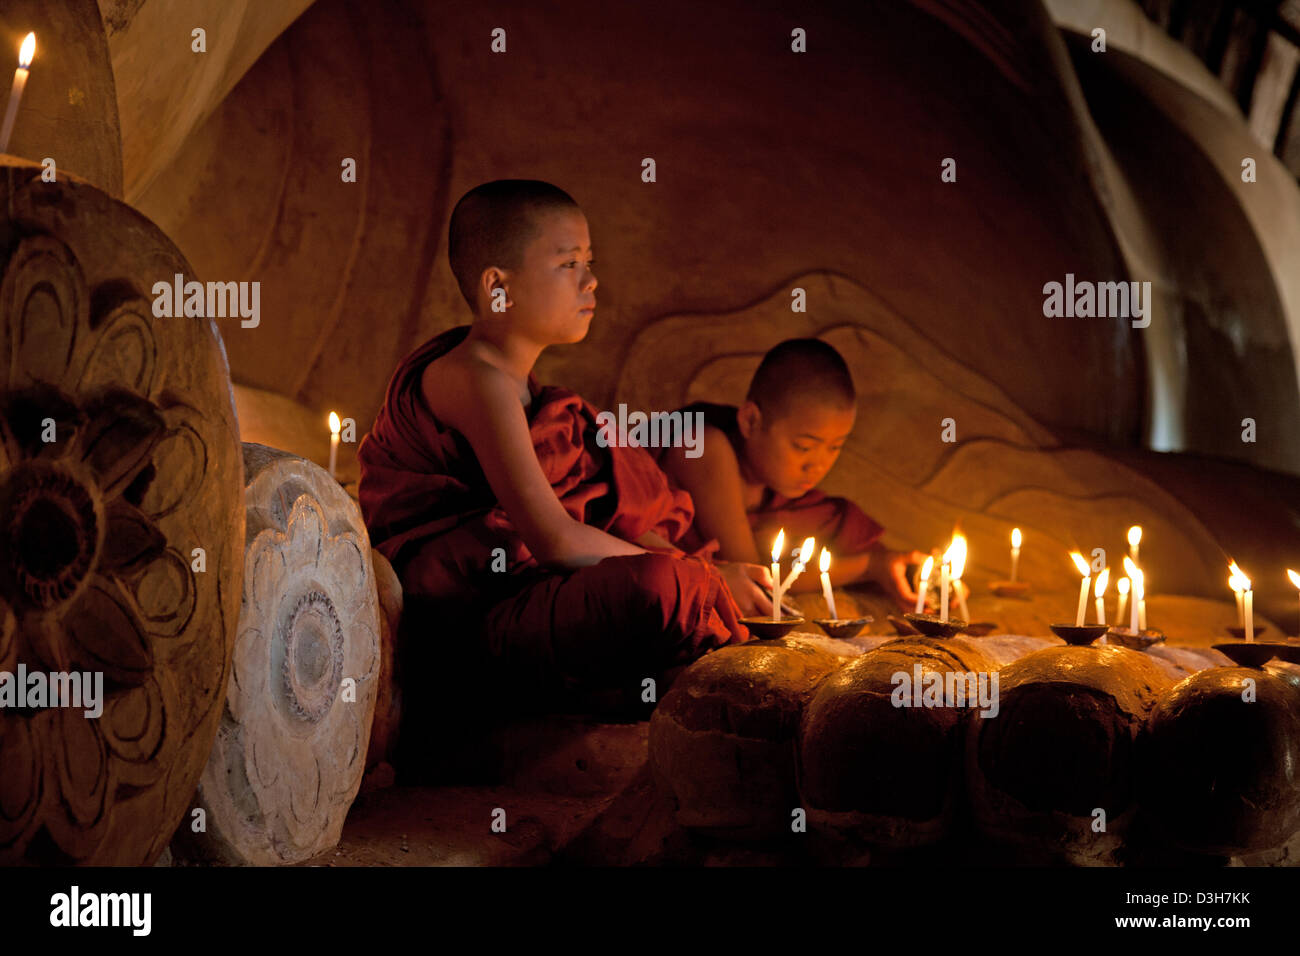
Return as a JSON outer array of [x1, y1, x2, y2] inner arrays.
[[659, 425, 761, 563], [434, 363, 645, 568]]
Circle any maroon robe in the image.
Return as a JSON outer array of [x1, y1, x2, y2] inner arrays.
[[357, 327, 748, 696]]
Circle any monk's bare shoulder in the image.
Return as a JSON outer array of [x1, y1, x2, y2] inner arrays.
[[662, 423, 734, 480], [420, 348, 521, 436]]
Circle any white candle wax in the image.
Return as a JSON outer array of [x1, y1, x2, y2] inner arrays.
[[940, 564, 950, 622], [1244, 589, 1253, 642], [1116, 588, 1128, 627], [0, 67, 28, 154], [914, 556, 933, 614], [955, 579, 969, 622], [820, 572, 837, 620], [1130, 584, 1139, 634], [1094, 595, 1105, 626], [329, 432, 340, 479], [1233, 589, 1244, 628], [1138, 597, 1147, 632], [1010, 547, 1020, 583], [1075, 576, 1090, 627], [771, 560, 781, 622]]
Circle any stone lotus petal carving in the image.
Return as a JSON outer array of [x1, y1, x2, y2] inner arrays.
[[0, 171, 243, 865], [171, 444, 379, 865]]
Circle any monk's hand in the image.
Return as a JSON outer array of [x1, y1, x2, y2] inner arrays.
[[715, 561, 774, 618], [884, 549, 928, 612]]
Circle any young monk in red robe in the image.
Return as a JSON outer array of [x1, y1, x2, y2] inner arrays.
[[358, 180, 757, 715], [658, 339, 944, 612]]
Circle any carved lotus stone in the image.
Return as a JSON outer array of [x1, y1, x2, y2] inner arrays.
[[0, 168, 244, 865], [171, 444, 379, 865]]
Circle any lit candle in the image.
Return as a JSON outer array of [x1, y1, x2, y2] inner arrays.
[[819, 548, 837, 620], [914, 554, 934, 614], [0, 33, 36, 155], [1093, 567, 1109, 625], [1116, 577, 1129, 627], [1228, 562, 1246, 627], [1123, 557, 1142, 633], [770, 529, 785, 622], [940, 560, 950, 623], [949, 533, 969, 621], [1070, 551, 1090, 627], [1010, 527, 1021, 582], [1138, 577, 1147, 631], [1288, 569, 1300, 633], [1127, 525, 1142, 566], [1237, 566, 1254, 642], [328, 411, 341, 479], [779, 536, 816, 594]]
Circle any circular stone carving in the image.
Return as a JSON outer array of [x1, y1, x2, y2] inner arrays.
[[0, 171, 244, 865], [649, 637, 846, 839], [170, 443, 380, 865], [965, 645, 1177, 865], [1141, 667, 1300, 855]]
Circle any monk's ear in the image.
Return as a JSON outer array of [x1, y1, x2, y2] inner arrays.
[[737, 400, 762, 439]]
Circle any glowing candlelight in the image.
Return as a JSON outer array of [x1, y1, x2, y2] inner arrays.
[[328, 411, 341, 479], [1234, 566, 1254, 642], [819, 548, 837, 620], [1070, 551, 1091, 627], [1116, 577, 1129, 627], [1228, 562, 1246, 627], [1127, 525, 1142, 565], [1124, 556, 1142, 633], [0, 33, 36, 155], [779, 536, 815, 594], [949, 533, 969, 622], [1093, 567, 1109, 625], [1288, 569, 1300, 634], [770, 529, 785, 622], [914, 554, 934, 614], [1010, 527, 1022, 582]]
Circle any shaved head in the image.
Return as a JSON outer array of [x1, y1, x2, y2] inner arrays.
[[448, 180, 581, 310], [746, 338, 856, 419]]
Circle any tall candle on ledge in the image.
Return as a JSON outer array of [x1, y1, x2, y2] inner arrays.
[[819, 548, 837, 620], [328, 411, 341, 479], [1127, 525, 1142, 566], [1235, 566, 1254, 642], [1288, 570, 1300, 635], [1116, 577, 1129, 627], [914, 554, 934, 614], [1228, 562, 1246, 627], [1009, 527, 1021, 582], [949, 533, 969, 622], [0, 33, 35, 155], [770, 529, 786, 622], [1070, 551, 1091, 627], [1093, 567, 1109, 625]]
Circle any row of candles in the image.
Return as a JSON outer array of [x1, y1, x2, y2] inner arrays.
[[769, 519, 1300, 641]]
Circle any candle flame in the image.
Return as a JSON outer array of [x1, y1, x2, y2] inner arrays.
[[1011, 527, 1021, 548], [329, 411, 341, 435], [771, 529, 785, 564], [1094, 567, 1109, 597], [1127, 525, 1142, 547], [946, 533, 967, 580], [819, 547, 831, 574], [1123, 555, 1139, 578], [19, 33, 35, 69], [918, 554, 934, 582], [1228, 574, 1243, 595], [1288, 569, 1300, 590], [1070, 551, 1090, 577], [1117, 577, 1130, 595], [796, 536, 815, 566]]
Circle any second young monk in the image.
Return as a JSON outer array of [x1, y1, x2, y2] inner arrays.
[[357, 180, 755, 706], [658, 339, 930, 612]]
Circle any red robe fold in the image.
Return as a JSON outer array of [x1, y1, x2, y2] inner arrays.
[[357, 327, 748, 687]]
